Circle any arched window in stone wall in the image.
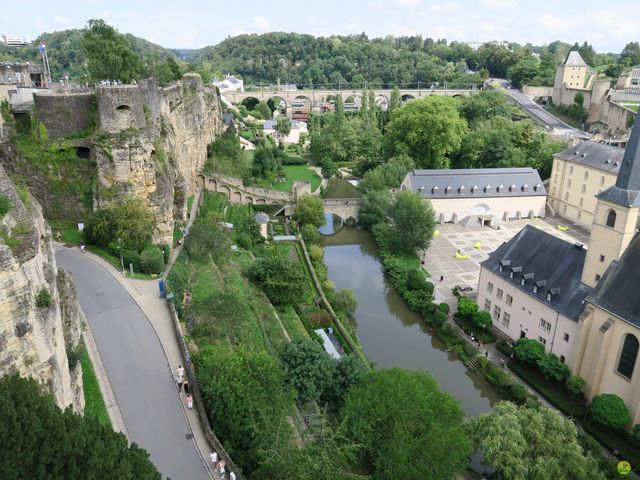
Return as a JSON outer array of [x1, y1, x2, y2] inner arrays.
[[617, 334, 639, 379], [606, 209, 617, 228], [116, 104, 131, 111]]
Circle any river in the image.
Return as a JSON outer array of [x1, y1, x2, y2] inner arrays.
[[321, 219, 499, 418]]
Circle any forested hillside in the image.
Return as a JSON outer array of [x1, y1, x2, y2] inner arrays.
[[0, 26, 176, 82], [188, 33, 622, 88]]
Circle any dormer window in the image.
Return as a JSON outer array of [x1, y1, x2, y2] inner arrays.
[[534, 183, 542, 192], [432, 185, 439, 194], [534, 280, 546, 294], [520, 277, 526, 286], [497, 184, 504, 193], [510, 266, 522, 279], [509, 184, 516, 192], [546, 292, 552, 301], [419, 185, 425, 192], [522, 184, 528, 192], [445, 185, 452, 194], [546, 288, 561, 302], [484, 184, 491, 193], [499, 259, 510, 273], [459, 185, 465, 194], [533, 285, 538, 293], [471, 185, 478, 193]]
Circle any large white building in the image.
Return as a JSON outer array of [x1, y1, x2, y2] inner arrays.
[[401, 168, 547, 226], [213, 75, 244, 93]]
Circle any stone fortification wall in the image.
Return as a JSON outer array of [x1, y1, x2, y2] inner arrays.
[[34, 91, 94, 139], [95, 74, 223, 244], [0, 164, 84, 411]]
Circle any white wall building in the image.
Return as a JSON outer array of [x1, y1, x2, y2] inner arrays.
[[213, 75, 244, 92], [401, 168, 547, 226], [263, 119, 307, 144]]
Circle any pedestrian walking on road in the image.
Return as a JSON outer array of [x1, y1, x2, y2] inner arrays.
[[218, 460, 226, 476], [186, 393, 193, 410], [176, 365, 185, 392], [80, 241, 85, 254], [209, 451, 218, 468], [183, 379, 191, 395], [440, 275, 444, 281], [230, 471, 236, 480]]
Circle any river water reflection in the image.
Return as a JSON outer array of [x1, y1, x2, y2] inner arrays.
[[322, 225, 499, 418]]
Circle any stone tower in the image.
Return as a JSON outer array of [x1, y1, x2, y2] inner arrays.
[[581, 117, 640, 287], [554, 50, 588, 90]]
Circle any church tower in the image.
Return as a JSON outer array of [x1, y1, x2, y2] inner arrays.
[[582, 120, 640, 287]]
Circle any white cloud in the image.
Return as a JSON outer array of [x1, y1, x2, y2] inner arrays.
[[368, 1, 384, 8], [396, 0, 422, 8], [480, 0, 516, 8], [253, 16, 271, 30], [422, 1, 460, 13], [52, 15, 68, 25]]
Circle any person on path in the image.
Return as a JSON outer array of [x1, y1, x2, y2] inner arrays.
[[209, 451, 218, 468], [183, 379, 191, 395], [440, 275, 444, 281], [176, 365, 185, 392], [80, 241, 85, 254], [186, 393, 193, 409], [230, 472, 236, 480], [218, 460, 226, 477]]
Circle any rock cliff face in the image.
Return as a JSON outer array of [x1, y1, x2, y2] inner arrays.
[[94, 74, 223, 244], [0, 163, 84, 411]]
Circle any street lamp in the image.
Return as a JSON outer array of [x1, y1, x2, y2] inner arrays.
[[117, 238, 125, 276]]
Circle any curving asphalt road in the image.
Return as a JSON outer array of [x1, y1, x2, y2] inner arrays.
[[492, 78, 590, 141], [55, 247, 211, 480]]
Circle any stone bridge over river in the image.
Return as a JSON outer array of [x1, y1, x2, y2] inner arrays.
[[199, 174, 361, 219]]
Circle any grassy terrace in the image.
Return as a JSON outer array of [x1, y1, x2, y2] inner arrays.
[[79, 346, 110, 427], [272, 165, 322, 193]]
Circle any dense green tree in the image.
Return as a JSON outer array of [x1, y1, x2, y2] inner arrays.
[[360, 154, 414, 191], [295, 194, 326, 227], [275, 115, 292, 142], [507, 57, 541, 88], [459, 90, 511, 125], [631, 424, 640, 446], [194, 345, 294, 472], [252, 145, 280, 181], [513, 338, 545, 365], [619, 41, 640, 67], [0, 375, 160, 480], [185, 219, 232, 261], [253, 101, 272, 120], [248, 254, 308, 305], [300, 223, 321, 245], [389, 190, 436, 252], [466, 401, 607, 480], [281, 339, 335, 402], [82, 19, 145, 82], [383, 96, 467, 168], [358, 190, 391, 229], [321, 355, 367, 411], [591, 394, 631, 430], [257, 416, 366, 480], [84, 196, 154, 252], [332, 289, 358, 315], [342, 368, 470, 479], [457, 297, 479, 319], [537, 353, 570, 382], [472, 310, 492, 330]]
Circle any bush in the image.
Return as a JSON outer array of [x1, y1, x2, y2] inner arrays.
[[631, 424, 640, 446], [139, 245, 164, 274], [236, 232, 253, 250], [537, 353, 571, 382], [591, 394, 631, 430], [496, 340, 513, 357], [281, 339, 335, 403], [433, 310, 447, 327], [35, 287, 52, 308], [472, 310, 492, 330], [513, 338, 545, 365], [248, 255, 308, 305], [185, 219, 231, 261], [566, 375, 586, 398], [301, 223, 320, 245], [308, 244, 324, 263], [332, 289, 358, 315], [438, 302, 450, 314], [0, 194, 10, 219], [122, 249, 141, 271], [457, 297, 478, 319]]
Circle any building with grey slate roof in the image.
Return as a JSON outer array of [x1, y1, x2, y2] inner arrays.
[[477, 225, 591, 364], [401, 168, 546, 226], [548, 141, 626, 228]]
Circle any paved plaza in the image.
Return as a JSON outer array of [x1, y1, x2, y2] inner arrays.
[[422, 216, 591, 307]]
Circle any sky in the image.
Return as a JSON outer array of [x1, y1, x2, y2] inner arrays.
[[3, 0, 639, 53]]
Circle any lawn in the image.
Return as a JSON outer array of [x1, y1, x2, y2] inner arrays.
[[79, 346, 111, 427], [272, 165, 322, 193]]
